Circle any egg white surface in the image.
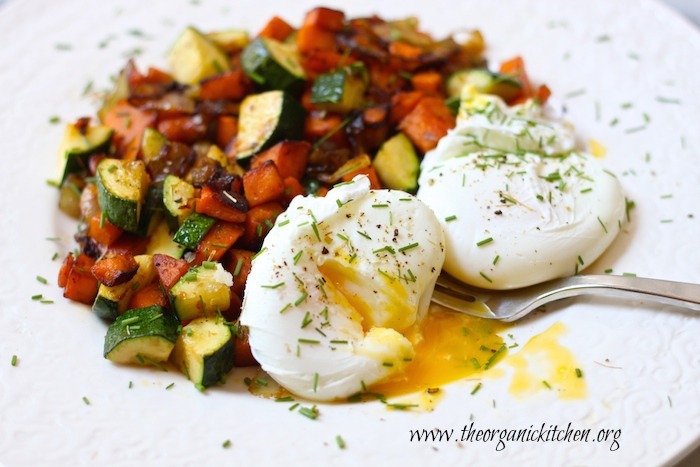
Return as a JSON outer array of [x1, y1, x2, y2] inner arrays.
[[417, 90, 626, 289], [239, 175, 445, 401]]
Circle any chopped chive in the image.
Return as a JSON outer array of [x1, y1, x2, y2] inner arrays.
[[575, 368, 583, 378], [298, 338, 320, 345], [492, 255, 500, 266], [609, 118, 619, 127], [348, 253, 357, 263], [11, 355, 18, 367], [476, 237, 493, 247], [313, 373, 319, 392], [382, 362, 394, 367], [383, 402, 418, 410], [301, 311, 312, 329], [251, 247, 267, 260], [120, 316, 141, 326], [597, 216, 608, 233], [472, 358, 481, 369], [255, 377, 268, 386], [293, 250, 303, 265], [275, 396, 295, 402], [398, 242, 419, 253], [279, 303, 292, 314], [311, 222, 321, 241], [625, 126, 646, 134], [479, 272, 493, 283], [202, 261, 216, 269], [444, 215, 457, 222], [49, 115, 61, 124], [580, 188, 593, 193], [484, 344, 506, 369], [371, 204, 389, 208], [357, 230, 372, 240], [542, 380, 552, 389], [256, 224, 263, 237], [233, 258, 244, 277], [461, 327, 468, 336], [372, 245, 395, 255], [604, 268, 613, 273], [660, 194, 673, 199], [336, 435, 346, 449], [536, 194, 544, 201], [261, 282, 285, 289], [166, 383, 175, 390], [31, 294, 43, 301], [277, 219, 290, 227], [51, 252, 59, 261], [336, 233, 349, 242], [142, 356, 167, 372], [82, 396, 91, 405], [578, 255, 584, 265], [565, 89, 586, 99], [399, 197, 412, 201], [222, 439, 232, 448], [36, 275, 48, 285], [330, 340, 348, 344], [656, 96, 681, 105], [289, 403, 300, 411], [294, 292, 308, 307], [471, 383, 482, 395], [623, 272, 637, 277], [333, 180, 355, 188], [298, 406, 319, 419], [40, 300, 54, 304], [317, 278, 327, 298]]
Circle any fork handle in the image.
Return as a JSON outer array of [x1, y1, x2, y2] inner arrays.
[[549, 274, 700, 312]]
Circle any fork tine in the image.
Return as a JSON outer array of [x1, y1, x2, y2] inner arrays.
[[432, 284, 498, 319]]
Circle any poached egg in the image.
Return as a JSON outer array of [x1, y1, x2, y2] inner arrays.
[[417, 87, 626, 289], [240, 175, 446, 401]]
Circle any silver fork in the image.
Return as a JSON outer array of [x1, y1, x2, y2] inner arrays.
[[432, 273, 700, 322]]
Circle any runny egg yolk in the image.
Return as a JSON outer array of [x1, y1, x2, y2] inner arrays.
[[371, 304, 509, 397]]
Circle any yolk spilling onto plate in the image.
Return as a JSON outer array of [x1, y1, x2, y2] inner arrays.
[[371, 305, 510, 397]]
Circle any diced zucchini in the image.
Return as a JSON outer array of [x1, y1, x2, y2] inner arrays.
[[168, 26, 231, 85], [163, 175, 196, 228], [171, 316, 234, 388], [310, 63, 368, 113], [96, 158, 149, 233], [235, 90, 305, 160], [172, 213, 216, 250], [98, 67, 128, 123], [141, 127, 168, 163], [372, 133, 420, 192], [206, 29, 250, 52], [241, 37, 305, 94], [57, 122, 113, 183], [136, 184, 164, 237], [206, 145, 245, 177], [146, 220, 185, 258], [93, 255, 157, 320], [170, 264, 232, 322], [446, 69, 522, 101], [104, 306, 180, 364]]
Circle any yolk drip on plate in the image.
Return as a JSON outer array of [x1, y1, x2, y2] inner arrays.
[[506, 322, 586, 399], [370, 304, 509, 397]]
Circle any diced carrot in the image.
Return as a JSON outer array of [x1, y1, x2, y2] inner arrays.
[[195, 185, 247, 223], [153, 254, 190, 292], [199, 70, 248, 101], [216, 115, 238, 149], [304, 112, 348, 146], [157, 116, 207, 145], [258, 16, 295, 41], [251, 141, 311, 180], [341, 166, 381, 189], [411, 71, 443, 96], [221, 289, 242, 322], [224, 249, 255, 298], [304, 7, 345, 31], [103, 100, 157, 160], [191, 221, 245, 266], [499, 56, 534, 103], [57, 252, 75, 288], [106, 234, 149, 256], [297, 25, 336, 54], [242, 202, 283, 248], [535, 84, 552, 105], [390, 91, 424, 124], [316, 186, 330, 197], [389, 41, 423, 60], [88, 213, 123, 246], [368, 62, 404, 95], [243, 161, 286, 207], [91, 254, 139, 287], [283, 176, 306, 203], [363, 106, 388, 125], [63, 254, 99, 305], [398, 97, 455, 153], [232, 325, 258, 367], [127, 282, 168, 309]]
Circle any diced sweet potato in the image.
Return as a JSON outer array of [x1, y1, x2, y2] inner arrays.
[[103, 101, 157, 160], [251, 141, 310, 180], [91, 254, 139, 287], [398, 97, 455, 153], [243, 161, 286, 207], [63, 254, 99, 305], [242, 202, 284, 249], [153, 253, 190, 292], [223, 249, 255, 298], [191, 221, 245, 266], [258, 16, 295, 41], [88, 213, 123, 246], [195, 185, 247, 223], [128, 282, 168, 309], [199, 70, 248, 101]]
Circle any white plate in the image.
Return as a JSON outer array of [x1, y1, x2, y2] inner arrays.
[[1, 0, 699, 465]]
